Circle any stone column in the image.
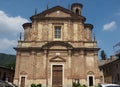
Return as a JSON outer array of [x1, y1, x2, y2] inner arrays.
[[14, 52, 21, 85], [68, 49, 72, 79], [64, 23, 68, 41], [94, 51, 100, 79], [44, 49, 48, 87], [38, 23, 43, 41], [68, 49, 71, 68], [48, 23, 53, 41], [73, 23, 78, 41], [31, 51, 37, 82], [31, 21, 38, 41]]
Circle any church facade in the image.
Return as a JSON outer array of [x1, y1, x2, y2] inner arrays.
[[14, 3, 100, 87]]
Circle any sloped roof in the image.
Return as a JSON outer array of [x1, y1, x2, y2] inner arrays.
[[30, 5, 86, 22], [33, 6, 71, 17], [98, 58, 119, 67]]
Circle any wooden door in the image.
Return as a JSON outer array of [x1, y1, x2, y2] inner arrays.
[[20, 77, 25, 87], [89, 76, 93, 86], [52, 65, 62, 87]]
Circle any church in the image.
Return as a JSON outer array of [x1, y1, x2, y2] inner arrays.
[[14, 2, 100, 87]]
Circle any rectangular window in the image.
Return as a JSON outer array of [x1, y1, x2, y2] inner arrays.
[[117, 74, 120, 81], [0, 71, 1, 79], [54, 26, 61, 39]]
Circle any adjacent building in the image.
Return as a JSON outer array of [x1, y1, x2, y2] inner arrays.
[[99, 57, 120, 84], [99, 42, 120, 84], [14, 3, 100, 87], [0, 66, 14, 82]]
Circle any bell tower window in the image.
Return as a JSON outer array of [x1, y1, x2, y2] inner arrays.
[[76, 9, 79, 15]]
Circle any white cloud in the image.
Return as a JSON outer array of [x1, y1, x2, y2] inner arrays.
[[103, 21, 117, 31], [0, 10, 29, 54], [0, 38, 17, 49], [0, 10, 29, 35]]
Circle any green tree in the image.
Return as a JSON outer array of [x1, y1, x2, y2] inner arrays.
[[5, 62, 15, 69], [100, 50, 107, 60]]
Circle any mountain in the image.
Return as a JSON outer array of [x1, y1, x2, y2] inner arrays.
[[0, 53, 16, 66]]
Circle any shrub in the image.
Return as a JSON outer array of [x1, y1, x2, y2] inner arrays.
[[31, 83, 42, 87], [76, 83, 81, 87], [73, 82, 87, 87], [37, 84, 41, 87], [31, 84, 36, 87], [73, 82, 81, 87], [83, 84, 87, 87], [73, 82, 76, 87]]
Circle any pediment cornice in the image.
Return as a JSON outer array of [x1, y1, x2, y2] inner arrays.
[[50, 56, 66, 62]]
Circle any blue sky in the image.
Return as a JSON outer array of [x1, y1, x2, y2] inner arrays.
[[0, 0, 120, 58]]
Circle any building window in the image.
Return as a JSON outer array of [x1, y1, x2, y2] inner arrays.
[[116, 64, 118, 69], [0, 71, 1, 79], [2, 72, 6, 81], [117, 73, 120, 81], [54, 26, 61, 39]]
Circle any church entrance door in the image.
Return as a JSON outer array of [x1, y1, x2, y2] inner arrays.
[[52, 65, 63, 87], [20, 77, 25, 87]]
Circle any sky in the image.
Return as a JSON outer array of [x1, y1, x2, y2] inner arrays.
[[0, 0, 120, 58]]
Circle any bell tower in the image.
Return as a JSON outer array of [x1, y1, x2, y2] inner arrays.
[[71, 3, 83, 15]]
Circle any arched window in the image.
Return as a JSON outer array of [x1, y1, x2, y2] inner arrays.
[[76, 9, 79, 15]]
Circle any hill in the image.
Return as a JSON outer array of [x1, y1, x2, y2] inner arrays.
[[0, 53, 16, 66]]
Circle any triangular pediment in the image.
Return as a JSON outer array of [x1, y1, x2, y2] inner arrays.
[[50, 56, 66, 62], [45, 10, 71, 17], [31, 6, 72, 18], [20, 71, 27, 75]]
